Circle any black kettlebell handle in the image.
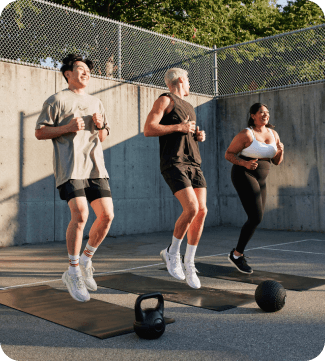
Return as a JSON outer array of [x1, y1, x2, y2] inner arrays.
[[135, 292, 164, 309], [135, 292, 164, 316]]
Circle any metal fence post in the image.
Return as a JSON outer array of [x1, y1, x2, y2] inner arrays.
[[118, 23, 122, 80], [213, 45, 218, 97]]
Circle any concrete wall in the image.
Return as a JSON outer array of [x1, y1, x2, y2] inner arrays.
[[0, 62, 217, 247], [0, 61, 324, 247]]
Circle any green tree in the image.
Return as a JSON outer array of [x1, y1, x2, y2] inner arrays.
[[6, 0, 324, 47], [46, 0, 324, 47], [275, 0, 324, 32]]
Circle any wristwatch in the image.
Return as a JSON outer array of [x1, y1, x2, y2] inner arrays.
[[96, 123, 109, 133]]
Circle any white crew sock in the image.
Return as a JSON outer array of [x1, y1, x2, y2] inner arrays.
[[68, 254, 80, 274], [184, 244, 197, 264], [80, 242, 98, 265], [169, 236, 183, 255], [233, 250, 242, 259]]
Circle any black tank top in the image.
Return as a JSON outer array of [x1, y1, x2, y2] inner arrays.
[[159, 93, 202, 172]]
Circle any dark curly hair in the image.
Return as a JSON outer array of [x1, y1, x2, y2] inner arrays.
[[60, 54, 94, 83], [247, 103, 275, 129]]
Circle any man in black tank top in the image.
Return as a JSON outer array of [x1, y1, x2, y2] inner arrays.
[[144, 68, 207, 289]]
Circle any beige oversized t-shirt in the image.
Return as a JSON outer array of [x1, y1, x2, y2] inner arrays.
[[36, 89, 110, 187]]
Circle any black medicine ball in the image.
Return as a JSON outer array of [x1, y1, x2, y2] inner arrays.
[[255, 280, 286, 312]]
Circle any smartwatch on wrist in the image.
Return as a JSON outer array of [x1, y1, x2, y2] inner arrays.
[[96, 123, 109, 133]]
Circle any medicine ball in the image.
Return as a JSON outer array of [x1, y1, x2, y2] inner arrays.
[[255, 280, 286, 312]]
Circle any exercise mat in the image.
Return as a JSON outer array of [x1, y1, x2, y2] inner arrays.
[[0, 285, 174, 339], [96, 273, 254, 311], [191, 263, 325, 291]]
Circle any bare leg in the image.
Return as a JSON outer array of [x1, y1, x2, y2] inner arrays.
[[162, 187, 207, 286], [66, 197, 89, 256], [63, 197, 90, 302], [186, 187, 208, 246], [176, 187, 207, 289], [88, 197, 114, 248], [173, 187, 200, 240]]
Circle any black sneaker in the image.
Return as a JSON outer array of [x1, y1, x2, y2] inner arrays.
[[228, 249, 253, 274]]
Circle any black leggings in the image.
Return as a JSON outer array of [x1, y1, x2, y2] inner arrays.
[[231, 156, 271, 254]]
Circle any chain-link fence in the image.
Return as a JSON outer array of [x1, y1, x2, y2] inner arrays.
[[0, 0, 324, 98], [215, 24, 325, 98], [0, 0, 214, 96]]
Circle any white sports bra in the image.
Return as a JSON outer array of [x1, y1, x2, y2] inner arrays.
[[240, 127, 277, 159]]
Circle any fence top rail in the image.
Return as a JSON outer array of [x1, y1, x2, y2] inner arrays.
[[214, 23, 325, 52], [32, 0, 212, 50], [0, 58, 214, 98], [216, 79, 325, 98]]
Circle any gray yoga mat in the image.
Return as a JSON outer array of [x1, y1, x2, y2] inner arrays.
[[96, 273, 255, 312], [0, 284, 174, 339]]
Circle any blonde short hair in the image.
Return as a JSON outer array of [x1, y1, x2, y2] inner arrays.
[[164, 68, 188, 87]]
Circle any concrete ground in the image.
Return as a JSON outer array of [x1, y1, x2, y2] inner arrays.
[[0, 226, 324, 361]]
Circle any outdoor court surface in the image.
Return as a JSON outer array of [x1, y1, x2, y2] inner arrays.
[[0, 226, 324, 361]]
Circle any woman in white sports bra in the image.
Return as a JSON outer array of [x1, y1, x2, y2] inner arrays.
[[225, 103, 284, 274]]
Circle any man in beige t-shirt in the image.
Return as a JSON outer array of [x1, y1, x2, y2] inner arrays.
[[35, 54, 114, 302]]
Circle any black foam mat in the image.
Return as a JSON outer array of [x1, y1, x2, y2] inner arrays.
[[0, 285, 174, 339], [192, 263, 325, 291], [95, 273, 255, 311]]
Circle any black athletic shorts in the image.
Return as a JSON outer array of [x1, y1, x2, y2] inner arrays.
[[162, 164, 207, 195], [58, 178, 112, 204]]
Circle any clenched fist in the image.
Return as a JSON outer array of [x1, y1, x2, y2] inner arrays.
[[195, 126, 206, 142], [276, 142, 284, 153], [67, 117, 85, 132], [245, 159, 258, 170], [92, 113, 104, 129], [180, 116, 196, 134]]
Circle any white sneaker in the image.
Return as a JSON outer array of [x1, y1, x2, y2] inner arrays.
[[80, 261, 97, 291], [62, 270, 90, 302], [183, 262, 201, 289], [160, 246, 185, 281]]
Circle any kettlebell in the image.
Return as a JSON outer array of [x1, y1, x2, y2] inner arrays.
[[133, 292, 166, 339]]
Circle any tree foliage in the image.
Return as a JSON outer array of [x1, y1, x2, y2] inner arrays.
[[44, 0, 325, 47]]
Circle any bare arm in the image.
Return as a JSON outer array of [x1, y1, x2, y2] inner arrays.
[[225, 130, 258, 170], [35, 115, 109, 142], [92, 113, 109, 142], [35, 117, 84, 140], [271, 130, 284, 165], [144, 96, 195, 137], [98, 128, 109, 142]]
